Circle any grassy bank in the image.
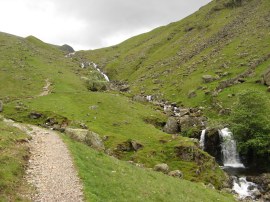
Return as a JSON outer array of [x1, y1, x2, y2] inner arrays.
[[63, 135, 235, 202], [0, 119, 30, 201]]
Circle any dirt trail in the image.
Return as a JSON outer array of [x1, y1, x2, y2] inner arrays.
[[4, 119, 84, 202], [39, 79, 51, 96]]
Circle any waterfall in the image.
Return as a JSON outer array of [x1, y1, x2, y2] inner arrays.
[[199, 129, 206, 150], [232, 177, 259, 199], [92, 63, 110, 82], [219, 128, 244, 168]]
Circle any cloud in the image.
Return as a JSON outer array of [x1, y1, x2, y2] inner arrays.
[[0, 0, 211, 50]]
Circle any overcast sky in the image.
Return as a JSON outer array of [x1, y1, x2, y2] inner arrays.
[[0, 0, 211, 50]]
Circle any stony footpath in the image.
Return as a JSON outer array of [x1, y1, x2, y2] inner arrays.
[[4, 119, 84, 202]]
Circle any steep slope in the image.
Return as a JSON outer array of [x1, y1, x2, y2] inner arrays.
[[0, 31, 230, 195], [80, 0, 270, 108]]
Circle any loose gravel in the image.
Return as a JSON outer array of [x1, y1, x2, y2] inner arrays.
[[5, 119, 84, 202]]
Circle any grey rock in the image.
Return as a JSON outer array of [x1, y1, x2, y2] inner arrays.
[[168, 170, 183, 178], [263, 68, 270, 86], [131, 140, 143, 151], [29, 112, 43, 119], [179, 108, 189, 116], [163, 117, 180, 134], [65, 128, 105, 151], [202, 75, 215, 83], [153, 163, 169, 174]]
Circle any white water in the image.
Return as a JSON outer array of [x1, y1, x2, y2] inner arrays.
[[199, 129, 206, 150], [219, 128, 245, 168], [232, 177, 259, 199], [92, 63, 110, 82], [146, 95, 152, 102], [65, 52, 75, 58]]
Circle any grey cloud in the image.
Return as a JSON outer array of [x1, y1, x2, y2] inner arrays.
[[52, 0, 211, 49]]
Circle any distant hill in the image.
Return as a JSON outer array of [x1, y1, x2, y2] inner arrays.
[[80, 0, 270, 109]]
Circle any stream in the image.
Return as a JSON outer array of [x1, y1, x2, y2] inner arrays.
[[200, 128, 261, 200]]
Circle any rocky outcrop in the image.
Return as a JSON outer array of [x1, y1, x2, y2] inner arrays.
[[109, 81, 130, 92], [29, 112, 43, 119], [204, 128, 222, 164], [65, 128, 105, 151], [247, 173, 270, 201], [117, 140, 143, 152], [262, 68, 270, 86], [179, 115, 205, 132], [153, 163, 169, 174], [59, 44, 74, 53], [163, 117, 180, 134]]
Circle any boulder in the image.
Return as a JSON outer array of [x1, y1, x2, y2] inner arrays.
[[163, 117, 180, 134], [29, 112, 43, 119], [262, 68, 270, 86], [168, 170, 183, 178], [85, 131, 105, 151], [131, 140, 143, 151], [179, 115, 203, 132], [117, 140, 143, 152], [153, 163, 169, 174], [65, 128, 105, 151], [202, 75, 215, 83], [0, 100, 3, 112]]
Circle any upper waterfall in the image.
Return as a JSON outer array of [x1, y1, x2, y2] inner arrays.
[[219, 128, 244, 168]]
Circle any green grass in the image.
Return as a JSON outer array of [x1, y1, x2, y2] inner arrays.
[[3, 90, 227, 188], [2, 0, 268, 198], [0, 119, 30, 201], [80, 0, 270, 108], [63, 135, 235, 202]]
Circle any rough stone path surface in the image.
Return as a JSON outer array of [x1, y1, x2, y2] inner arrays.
[[4, 119, 84, 202], [39, 78, 51, 96]]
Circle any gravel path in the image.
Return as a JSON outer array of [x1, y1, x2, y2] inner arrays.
[[39, 78, 51, 96], [5, 119, 84, 202]]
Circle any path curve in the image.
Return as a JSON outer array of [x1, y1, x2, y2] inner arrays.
[[4, 119, 84, 202], [39, 79, 51, 96]]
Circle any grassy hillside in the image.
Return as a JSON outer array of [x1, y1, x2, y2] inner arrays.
[[0, 29, 229, 200], [80, 0, 270, 110]]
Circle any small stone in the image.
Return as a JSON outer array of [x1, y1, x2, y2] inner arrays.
[[168, 170, 183, 178]]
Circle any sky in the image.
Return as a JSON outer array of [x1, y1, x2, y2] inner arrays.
[[0, 0, 211, 50]]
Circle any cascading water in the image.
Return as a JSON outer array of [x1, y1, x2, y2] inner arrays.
[[199, 129, 206, 150], [232, 177, 259, 199], [218, 128, 260, 199], [218, 128, 244, 168], [92, 63, 110, 82]]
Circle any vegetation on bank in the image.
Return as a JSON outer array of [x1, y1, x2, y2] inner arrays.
[[229, 91, 270, 170], [0, 119, 31, 201], [63, 135, 235, 202]]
